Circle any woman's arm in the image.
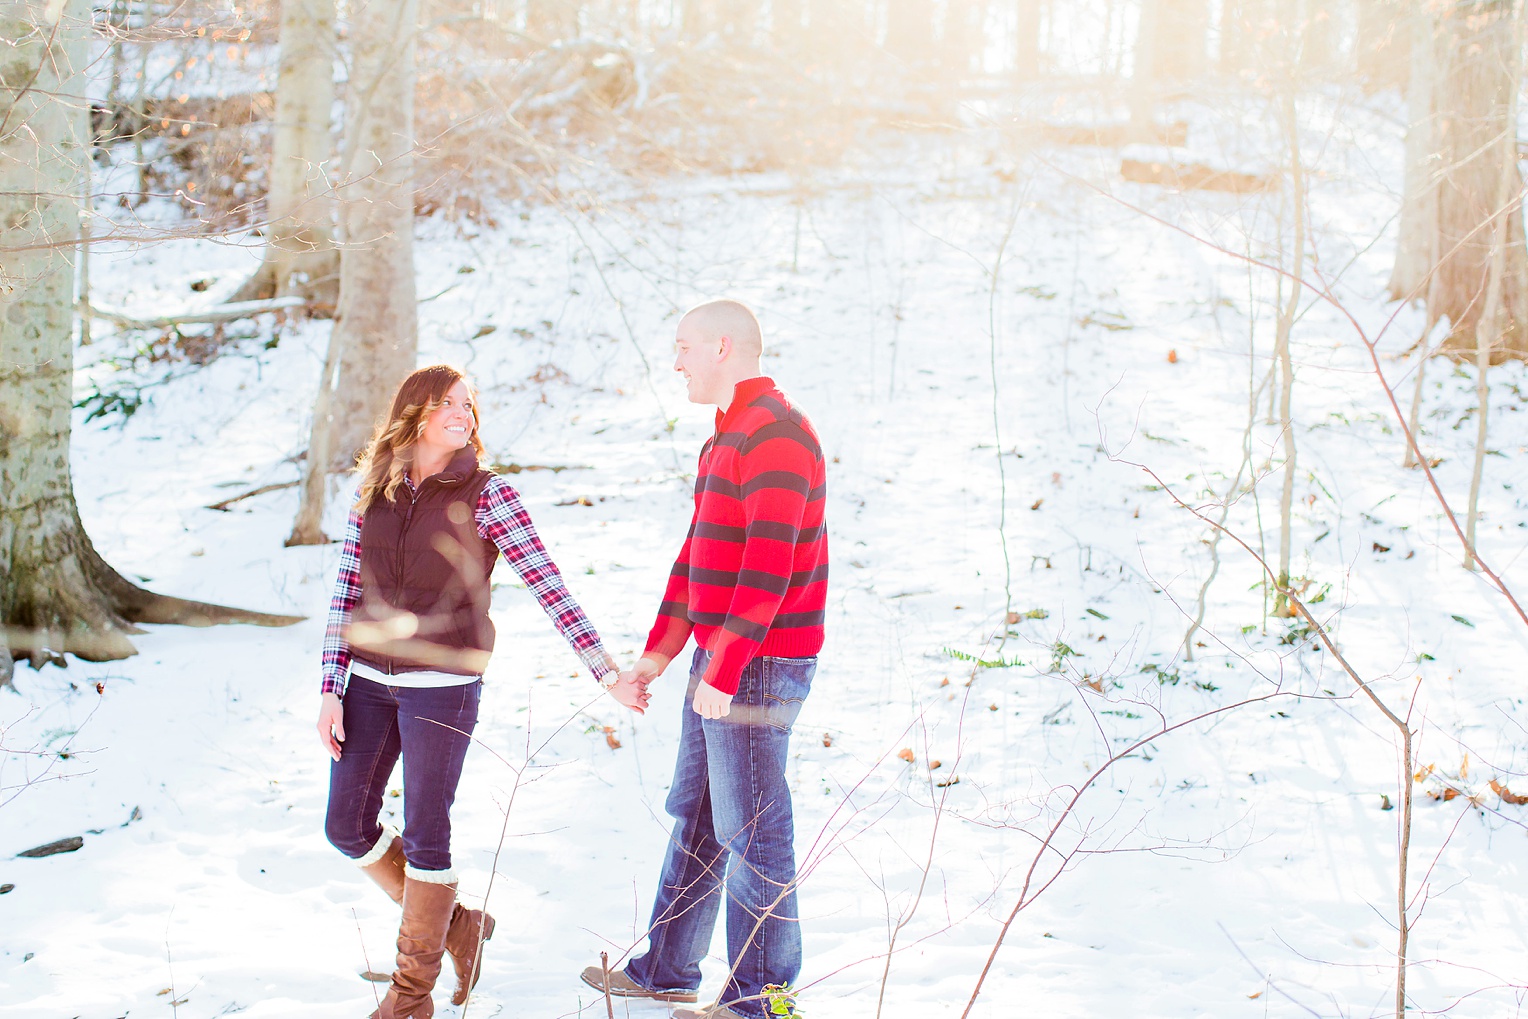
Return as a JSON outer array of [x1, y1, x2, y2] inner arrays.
[[320, 506, 365, 696], [476, 476, 616, 681]]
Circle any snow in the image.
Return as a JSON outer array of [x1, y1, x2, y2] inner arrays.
[[4, 92, 1528, 1019]]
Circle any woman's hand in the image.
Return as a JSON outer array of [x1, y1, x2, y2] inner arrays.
[[607, 672, 652, 714], [317, 692, 345, 762]]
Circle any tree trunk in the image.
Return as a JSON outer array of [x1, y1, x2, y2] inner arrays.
[[0, 1, 300, 675], [1466, 10, 1520, 565], [1357, 0, 1411, 91], [1389, 3, 1439, 302], [886, 0, 933, 65], [1298, 0, 1339, 74], [1015, 0, 1043, 77], [265, 0, 340, 309], [1274, 88, 1305, 617], [1136, 0, 1209, 81], [942, 0, 985, 75], [1430, 0, 1527, 360], [1132, 0, 1208, 138], [288, 0, 422, 544]]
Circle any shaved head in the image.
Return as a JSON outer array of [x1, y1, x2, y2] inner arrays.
[[679, 300, 763, 359], [672, 299, 767, 406]]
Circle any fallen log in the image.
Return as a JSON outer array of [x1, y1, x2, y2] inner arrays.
[[1121, 158, 1277, 194], [86, 296, 305, 330]]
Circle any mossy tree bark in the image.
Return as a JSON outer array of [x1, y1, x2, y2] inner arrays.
[[0, 1, 300, 683]]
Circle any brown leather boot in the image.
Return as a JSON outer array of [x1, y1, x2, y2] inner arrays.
[[370, 876, 457, 1019], [357, 833, 495, 1006], [444, 903, 495, 1005], [357, 831, 407, 903]]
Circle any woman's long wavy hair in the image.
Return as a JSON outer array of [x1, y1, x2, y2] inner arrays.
[[354, 365, 485, 513]]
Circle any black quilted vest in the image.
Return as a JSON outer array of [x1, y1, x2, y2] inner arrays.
[[349, 445, 499, 676]]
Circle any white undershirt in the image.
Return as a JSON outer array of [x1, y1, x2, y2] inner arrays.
[[349, 660, 480, 689]]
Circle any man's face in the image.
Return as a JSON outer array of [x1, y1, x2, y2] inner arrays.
[[673, 316, 728, 405]]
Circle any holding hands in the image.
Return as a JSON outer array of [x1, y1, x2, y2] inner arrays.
[[605, 652, 733, 719]]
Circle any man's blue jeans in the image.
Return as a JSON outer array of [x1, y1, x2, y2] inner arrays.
[[323, 676, 481, 874], [625, 648, 814, 1018]]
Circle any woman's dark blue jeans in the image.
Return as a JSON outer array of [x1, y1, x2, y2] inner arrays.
[[324, 675, 481, 875], [625, 648, 814, 1018]]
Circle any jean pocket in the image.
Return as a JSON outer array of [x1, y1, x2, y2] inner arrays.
[[761, 656, 815, 731]]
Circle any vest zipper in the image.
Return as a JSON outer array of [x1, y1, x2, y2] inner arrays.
[[394, 473, 463, 604]]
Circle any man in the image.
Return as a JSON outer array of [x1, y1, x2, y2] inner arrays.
[[584, 300, 827, 1019]]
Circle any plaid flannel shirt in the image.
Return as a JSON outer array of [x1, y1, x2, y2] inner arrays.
[[321, 474, 612, 695]]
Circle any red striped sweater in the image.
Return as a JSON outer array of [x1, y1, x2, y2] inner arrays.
[[646, 376, 828, 695]]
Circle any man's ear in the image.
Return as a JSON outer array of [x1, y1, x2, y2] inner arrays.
[[715, 335, 733, 362]]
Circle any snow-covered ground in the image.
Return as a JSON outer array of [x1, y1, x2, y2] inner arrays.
[[3, 97, 1528, 1019]]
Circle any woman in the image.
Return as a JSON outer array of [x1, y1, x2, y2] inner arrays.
[[315, 364, 642, 1019]]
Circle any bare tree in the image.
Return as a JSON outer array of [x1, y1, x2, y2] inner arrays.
[[1015, 0, 1044, 77], [1389, 0, 1438, 304], [885, 0, 934, 65], [1400, 0, 1528, 359], [0, 0, 299, 681], [1131, 0, 1208, 136], [262, 0, 341, 308], [1357, 0, 1411, 90], [287, 0, 423, 545], [1465, 7, 1521, 563], [1135, 0, 1208, 81]]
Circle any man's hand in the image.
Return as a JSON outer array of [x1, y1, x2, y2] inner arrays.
[[691, 680, 733, 719], [607, 671, 652, 714], [317, 692, 345, 762]]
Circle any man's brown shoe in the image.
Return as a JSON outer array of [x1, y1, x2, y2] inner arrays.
[[579, 964, 699, 1003]]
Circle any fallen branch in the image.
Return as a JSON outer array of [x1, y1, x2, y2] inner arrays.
[[86, 296, 305, 330], [1121, 158, 1277, 194], [205, 480, 301, 512]]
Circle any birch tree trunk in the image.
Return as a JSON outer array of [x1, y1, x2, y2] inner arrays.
[[1274, 87, 1305, 617], [0, 0, 299, 676], [1466, 10, 1522, 564], [1430, 0, 1527, 360], [265, 0, 340, 308], [1015, 0, 1043, 77], [1389, 4, 1439, 303], [288, 0, 422, 545]]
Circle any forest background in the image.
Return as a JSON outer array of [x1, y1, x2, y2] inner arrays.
[[3, 1, 1528, 1017]]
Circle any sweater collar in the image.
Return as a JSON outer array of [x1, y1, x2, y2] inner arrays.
[[714, 376, 775, 431]]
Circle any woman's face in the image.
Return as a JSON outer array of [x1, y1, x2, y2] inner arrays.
[[418, 379, 475, 455]]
